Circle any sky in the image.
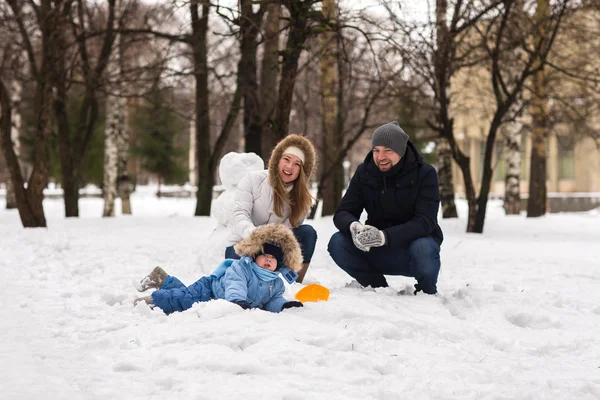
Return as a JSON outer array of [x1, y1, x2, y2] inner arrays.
[[1, 161, 600, 399]]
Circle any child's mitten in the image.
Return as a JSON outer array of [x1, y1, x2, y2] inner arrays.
[[281, 301, 303, 310], [232, 300, 252, 309]]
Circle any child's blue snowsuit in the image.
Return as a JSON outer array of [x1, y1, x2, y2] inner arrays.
[[151, 256, 288, 314]]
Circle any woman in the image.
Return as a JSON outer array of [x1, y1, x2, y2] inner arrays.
[[224, 134, 317, 283]]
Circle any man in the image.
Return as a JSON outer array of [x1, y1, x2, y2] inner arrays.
[[328, 121, 443, 294]]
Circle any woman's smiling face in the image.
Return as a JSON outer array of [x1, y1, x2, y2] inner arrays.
[[278, 153, 303, 184]]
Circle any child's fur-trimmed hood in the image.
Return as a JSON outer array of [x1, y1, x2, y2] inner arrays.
[[268, 134, 316, 188], [234, 224, 303, 272]]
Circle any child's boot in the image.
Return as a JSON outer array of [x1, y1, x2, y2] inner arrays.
[[138, 266, 168, 292], [134, 295, 154, 307]]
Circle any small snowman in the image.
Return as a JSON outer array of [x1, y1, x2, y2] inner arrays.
[[196, 152, 264, 270]]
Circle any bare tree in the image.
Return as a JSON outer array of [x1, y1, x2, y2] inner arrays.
[[272, 0, 326, 139], [384, 0, 502, 227], [103, 0, 127, 217], [2, 0, 61, 227], [48, 0, 119, 217], [527, 0, 551, 217], [259, 3, 281, 160], [319, 0, 344, 216], [469, 0, 568, 232], [433, 0, 458, 218], [308, 18, 398, 217], [236, 0, 266, 157]]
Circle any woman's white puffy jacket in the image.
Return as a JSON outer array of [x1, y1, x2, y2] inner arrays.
[[227, 170, 302, 246]]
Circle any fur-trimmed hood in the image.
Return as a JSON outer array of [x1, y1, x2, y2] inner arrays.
[[268, 134, 316, 188], [233, 224, 303, 272]]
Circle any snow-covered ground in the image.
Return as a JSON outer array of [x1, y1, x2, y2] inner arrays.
[[1, 188, 599, 399]]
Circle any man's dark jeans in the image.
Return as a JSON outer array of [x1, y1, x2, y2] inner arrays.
[[327, 232, 441, 294]]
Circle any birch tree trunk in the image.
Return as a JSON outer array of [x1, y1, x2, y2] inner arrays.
[[527, 0, 550, 218], [320, 0, 344, 216], [116, 107, 131, 214], [260, 3, 280, 160], [116, 7, 132, 215], [503, 122, 522, 214], [436, 137, 458, 218], [102, 94, 119, 217], [103, 0, 125, 217], [188, 117, 196, 186], [5, 79, 22, 209]]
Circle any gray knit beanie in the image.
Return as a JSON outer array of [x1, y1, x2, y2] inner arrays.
[[372, 121, 409, 156]]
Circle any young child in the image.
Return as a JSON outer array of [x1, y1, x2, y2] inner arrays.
[[134, 224, 304, 314]]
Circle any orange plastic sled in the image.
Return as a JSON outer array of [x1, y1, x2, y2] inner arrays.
[[295, 283, 330, 303]]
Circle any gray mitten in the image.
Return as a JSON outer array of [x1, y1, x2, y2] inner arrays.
[[356, 225, 387, 247], [350, 221, 370, 252]]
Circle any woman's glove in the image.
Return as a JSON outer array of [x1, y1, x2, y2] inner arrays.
[[350, 221, 370, 252], [281, 301, 303, 310], [356, 225, 387, 247], [232, 300, 252, 309]]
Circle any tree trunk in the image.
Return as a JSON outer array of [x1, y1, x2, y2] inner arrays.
[[103, 92, 120, 217], [54, 74, 81, 218], [0, 78, 49, 227], [260, 3, 281, 161], [4, 168, 16, 209], [52, 0, 82, 218], [273, 1, 312, 139], [320, 0, 344, 216], [527, 0, 550, 218], [239, 0, 263, 157], [188, 117, 196, 186], [191, 0, 212, 216], [434, 0, 457, 220], [53, 0, 115, 218], [447, 133, 477, 231], [472, 117, 504, 233], [4, 0, 69, 227], [5, 80, 22, 209], [117, 113, 132, 214], [436, 137, 458, 218], [104, 0, 131, 216], [503, 122, 522, 215], [103, 88, 129, 217]]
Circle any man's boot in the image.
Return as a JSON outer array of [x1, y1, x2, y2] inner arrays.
[[296, 263, 309, 284], [137, 266, 168, 292]]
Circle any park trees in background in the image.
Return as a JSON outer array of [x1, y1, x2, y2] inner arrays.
[[131, 82, 187, 195], [383, 0, 503, 226], [463, 0, 568, 232], [1, 0, 62, 227], [2, 0, 598, 231]]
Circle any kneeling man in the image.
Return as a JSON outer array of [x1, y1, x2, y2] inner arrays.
[[328, 121, 443, 294]]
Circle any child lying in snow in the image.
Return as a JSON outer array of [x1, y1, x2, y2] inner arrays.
[[134, 224, 304, 314]]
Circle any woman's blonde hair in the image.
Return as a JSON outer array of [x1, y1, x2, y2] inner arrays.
[[268, 134, 317, 227]]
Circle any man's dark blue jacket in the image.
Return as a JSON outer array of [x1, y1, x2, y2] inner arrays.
[[333, 141, 443, 248]]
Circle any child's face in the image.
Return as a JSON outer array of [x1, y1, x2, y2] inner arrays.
[[255, 254, 277, 271]]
